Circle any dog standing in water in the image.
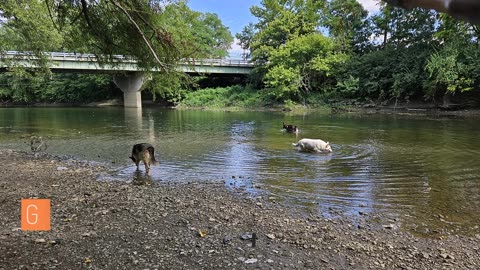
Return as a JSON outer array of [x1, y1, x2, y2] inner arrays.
[[129, 143, 159, 174], [292, 138, 332, 153], [283, 122, 299, 133], [30, 136, 48, 153]]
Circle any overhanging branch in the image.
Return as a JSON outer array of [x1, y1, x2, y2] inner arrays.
[[110, 0, 168, 71]]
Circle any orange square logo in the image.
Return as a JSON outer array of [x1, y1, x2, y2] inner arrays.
[[21, 199, 51, 231]]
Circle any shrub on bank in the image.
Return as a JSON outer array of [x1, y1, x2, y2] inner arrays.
[[179, 85, 272, 108]]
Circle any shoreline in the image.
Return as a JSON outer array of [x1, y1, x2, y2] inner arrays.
[[3, 100, 480, 117], [1, 149, 479, 269]]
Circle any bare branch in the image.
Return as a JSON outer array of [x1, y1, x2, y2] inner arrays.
[[44, 0, 60, 32], [110, 0, 168, 71]]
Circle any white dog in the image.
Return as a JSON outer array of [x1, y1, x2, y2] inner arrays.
[[292, 138, 332, 153]]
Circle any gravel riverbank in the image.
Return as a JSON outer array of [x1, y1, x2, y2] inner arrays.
[[1, 150, 479, 270]]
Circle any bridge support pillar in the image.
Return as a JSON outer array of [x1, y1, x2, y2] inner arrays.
[[113, 72, 144, 108]]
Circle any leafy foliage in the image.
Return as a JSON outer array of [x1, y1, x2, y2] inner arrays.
[[158, 2, 233, 59], [0, 0, 234, 104], [324, 0, 370, 52], [0, 72, 115, 103], [180, 85, 268, 108], [0, 0, 63, 52], [245, 0, 480, 107], [235, 23, 255, 59], [2, 0, 480, 108], [145, 72, 191, 104], [264, 33, 346, 100]]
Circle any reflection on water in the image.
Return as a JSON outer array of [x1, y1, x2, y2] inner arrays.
[[1, 107, 480, 235], [131, 170, 153, 186]]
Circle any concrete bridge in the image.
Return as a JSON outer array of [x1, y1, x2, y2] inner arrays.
[[0, 51, 253, 108]]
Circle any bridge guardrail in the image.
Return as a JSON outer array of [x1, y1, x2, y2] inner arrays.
[[2, 51, 254, 68]]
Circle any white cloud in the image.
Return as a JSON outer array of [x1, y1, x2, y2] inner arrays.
[[228, 38, 248, 59], [358, 0, 381, 14], [368, 32, 388, 45]]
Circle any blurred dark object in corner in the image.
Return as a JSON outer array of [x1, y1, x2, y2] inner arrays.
[[385, 0, 480, 24]]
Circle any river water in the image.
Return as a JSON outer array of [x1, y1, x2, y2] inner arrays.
[[1, 107, 479, 235]]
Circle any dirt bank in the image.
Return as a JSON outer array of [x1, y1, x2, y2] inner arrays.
[[0, 150, 479, 269]]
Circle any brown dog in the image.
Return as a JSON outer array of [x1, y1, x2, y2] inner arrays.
[[129, 143, 159, 173]]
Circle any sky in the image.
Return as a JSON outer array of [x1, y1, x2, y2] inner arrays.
[[187, 0, 260, 36], [187, 0, 381, 58]]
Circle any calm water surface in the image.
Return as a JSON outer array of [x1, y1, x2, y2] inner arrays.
[[1, 107, 479, 235]]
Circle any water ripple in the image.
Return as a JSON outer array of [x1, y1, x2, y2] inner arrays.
[[3, 108, 480, 234]]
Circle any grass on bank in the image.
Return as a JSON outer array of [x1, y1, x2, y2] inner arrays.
[[177, 85, 336, 110], [178, 85, 269, 108]]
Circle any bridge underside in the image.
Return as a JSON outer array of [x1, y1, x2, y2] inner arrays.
[[0, 54, 253, 108], [113, 72, 145, 108]]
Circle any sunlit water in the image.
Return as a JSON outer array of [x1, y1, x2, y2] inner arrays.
[[1, 107, 479, 235]]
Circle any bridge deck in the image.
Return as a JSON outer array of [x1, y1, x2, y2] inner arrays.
[[0, 51, 253, 75]]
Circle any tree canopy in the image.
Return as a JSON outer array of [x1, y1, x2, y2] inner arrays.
[[234, 0, 480, 107], [0, 0, 233, 70], [0, 0, 234, 103]]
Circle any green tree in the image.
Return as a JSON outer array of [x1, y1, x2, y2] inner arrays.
[[371, 5, 437, 48], [145, 1, 234, 102], [333, 5, 441, 104], [0, 0, 63, 52], [246, 0, 334, 103], [249, 0, 325, 64], [324, 0, 370, 52], [264, 33, 346, 101], [424, 15, 480, 104], [0, 0, 234, 104], [235, 23, 256, 59], [1, 0, 234, 70], [158, 2, 233, 59]]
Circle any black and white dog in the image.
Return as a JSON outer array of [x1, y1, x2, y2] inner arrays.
[[283, 122, 299, 133]]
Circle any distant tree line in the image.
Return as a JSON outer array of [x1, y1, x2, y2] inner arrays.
[[237, 0, 480, 108]]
